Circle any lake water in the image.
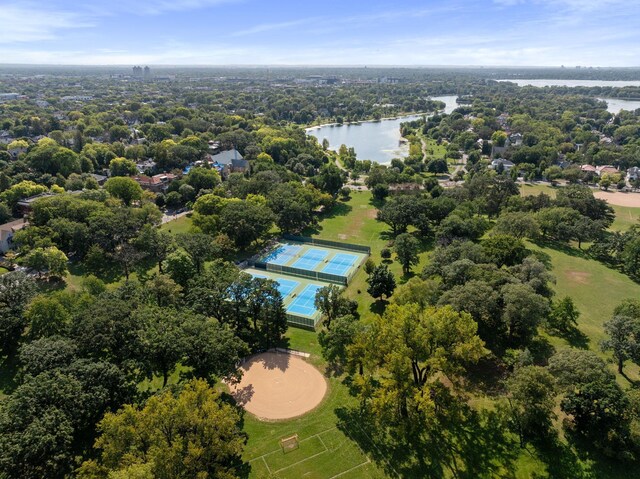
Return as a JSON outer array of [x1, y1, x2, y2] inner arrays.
[[496, 79, 640, 113], [497, 79, 640, 88], [306, 95, 457, 164], [599, 98, 640, 113]]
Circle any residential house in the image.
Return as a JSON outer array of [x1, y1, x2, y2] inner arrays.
[[596, 165, 618, 177], [627, 167, 640, 182], [0, 130, 14, 145], [580, 164, 596, 173], [207, 149, 249, 178], [132, 173, 178, 193], [509, 133, 523, 146], [8, 144, 27, 159], [136, 159, 156, 174], [16, 193, 55, 216], [490, 158, 515, 172], [90, 173, 108, 186], [0, 218, 28, 253]]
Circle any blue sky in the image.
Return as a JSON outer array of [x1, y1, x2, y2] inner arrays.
[[0, 0, 638, 66]]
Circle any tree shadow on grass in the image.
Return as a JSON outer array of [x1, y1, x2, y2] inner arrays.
[[562, 429, 634, 479], [529, 434, 593, 479], [548, 326, 590, 349], [319, 201, 353, 221], [527, 336, 556, 365], [531, 239, 591, 260], [464, 356, 509, 396], [369, 197, 386, 209], [369, 299, 388, 315], [335, 401, 519, 479]]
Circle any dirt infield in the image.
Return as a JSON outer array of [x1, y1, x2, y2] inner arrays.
[[229, 352, 327, 420], [594, 190, 640, 207]]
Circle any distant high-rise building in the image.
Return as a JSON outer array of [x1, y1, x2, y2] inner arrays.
[[132, 66, 143, 77], [143, 66, 151, 80]]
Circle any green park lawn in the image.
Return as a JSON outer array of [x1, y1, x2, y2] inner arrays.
[[160, 214, 193, 234], [296, 188, 638, 477]]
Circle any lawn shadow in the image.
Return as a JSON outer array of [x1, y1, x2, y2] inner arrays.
[[464, 356, 509, 396], [68, 258, 123, 285], [369, 197, 386, 209], [319, 201, 353, 220], [549, 326, 590, 349], [335, 401, 518, 479], [563, 429, 634, 479], [531, 239, 590, 260], [369, 299, 388, 315], [527, 336, 556, 365], [530, 434, 591, 479]]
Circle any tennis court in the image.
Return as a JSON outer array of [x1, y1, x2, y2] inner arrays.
[[245, 268, 331, 324], [260, 241, 367, 280], [287, 284, 323, 317], [321, 253, 359, 276], [261, 244, 303, 266], [292, 248, 328, 271]]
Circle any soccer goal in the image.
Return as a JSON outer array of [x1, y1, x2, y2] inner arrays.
[[280, 434, 299, 453]]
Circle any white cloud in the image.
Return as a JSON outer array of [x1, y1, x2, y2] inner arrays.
[[0, 4, 92, 43], [102, 0, 241, 16], [232, 18, 320, 37]]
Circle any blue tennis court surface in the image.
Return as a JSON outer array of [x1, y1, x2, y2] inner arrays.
[[261, 244, 303, 266], [292, 248, 327, 271], [249, 272, 299, 298], [322, 253, 359, 276], [287, 284, 322, 317], [275, 278, 299, 298]]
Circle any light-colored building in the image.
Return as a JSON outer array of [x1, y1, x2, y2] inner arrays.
[[0, 218, 28, 253], [490, 158, 515, 172]]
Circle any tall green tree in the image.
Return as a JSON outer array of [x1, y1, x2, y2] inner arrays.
[[394, 233, 421, 274], [0, 272, 36, 353], [505, 366, 556, 447], [219, 201, 275, 249], [77, 379, 247, 479], [601, 314, 640, 374], [104, 177, 143, 206], [366, 264, 396, 300]]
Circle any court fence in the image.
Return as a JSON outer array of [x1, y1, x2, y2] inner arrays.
[[251, 261, 348, 286], [285, 313, 317, 329], [282, 234, 371, 254]]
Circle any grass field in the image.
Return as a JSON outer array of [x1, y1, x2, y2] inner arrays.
[[307, 191, 432, 318], [242, 328, 387, 479], [160, 214, 193, 234]]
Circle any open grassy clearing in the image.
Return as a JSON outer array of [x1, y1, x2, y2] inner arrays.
[[307, 190, 432, 318], [160, 214, 193, 234]]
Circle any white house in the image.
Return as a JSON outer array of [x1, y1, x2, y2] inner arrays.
[[490, 158, 515, 172], [0, 218, 28, 253], [627, 167, 640, 182]]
